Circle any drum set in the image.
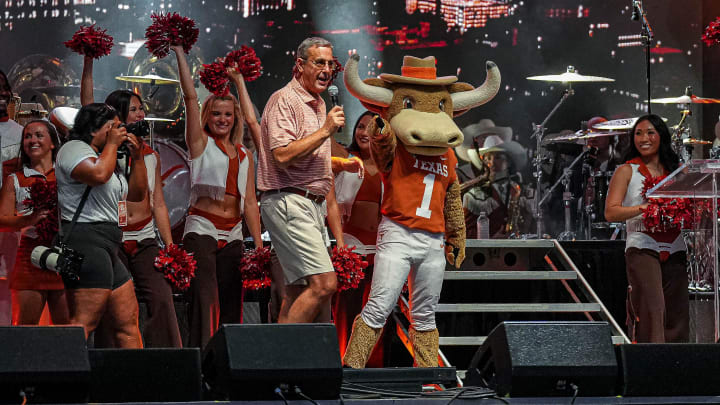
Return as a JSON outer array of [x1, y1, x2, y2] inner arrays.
[[525, 67, 719, 241]]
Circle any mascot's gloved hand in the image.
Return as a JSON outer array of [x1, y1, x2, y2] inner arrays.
[[444, 180, 466, 268], [367, 115, 392, 140], [445, 238, 465, 269], [368, 115, 397, 173]]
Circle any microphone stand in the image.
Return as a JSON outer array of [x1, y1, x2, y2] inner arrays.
[[531, 86, 574, 238], [633, 0, 654, 113], [538, 148, 590, 240]]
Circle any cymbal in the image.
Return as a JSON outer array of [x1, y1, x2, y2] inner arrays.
[[649, 95, 720, 104], [144, 117, 174, 122], [592, 117, 668, 131], [555, 130, 627, 142], [683, 138, 712, 145], [115, 74, 179, 85], [527, 66, 614, 83]]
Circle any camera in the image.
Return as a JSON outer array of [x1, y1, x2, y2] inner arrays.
[[118, 120, 150, 157], [30, 243, 83, 281], [123, 119, 150, 138]]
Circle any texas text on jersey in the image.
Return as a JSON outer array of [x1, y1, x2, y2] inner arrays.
[[380, 143, 458, 234]]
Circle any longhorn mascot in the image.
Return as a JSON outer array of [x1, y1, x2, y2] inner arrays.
[[342, 54, 501, 368]]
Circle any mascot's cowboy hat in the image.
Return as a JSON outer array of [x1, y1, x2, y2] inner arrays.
[[467, 135, 527, 172], [456, 119, 512, 162], [379, 55, 458, 85]]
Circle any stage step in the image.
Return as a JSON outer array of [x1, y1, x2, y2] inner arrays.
[[439, 335, 627, 346], [393, 240, 630, 384], [435, 303, 602, 313], [439, 336, 486, 346], [444, 270, 577, 280]]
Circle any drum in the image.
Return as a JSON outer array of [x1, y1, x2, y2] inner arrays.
[[154, 139, 190, 230], [48, 107, 79, 140]]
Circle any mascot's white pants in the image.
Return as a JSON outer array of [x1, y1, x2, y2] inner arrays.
[[360, 216, 446, 332]]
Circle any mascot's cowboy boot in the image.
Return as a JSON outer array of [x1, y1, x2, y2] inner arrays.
[[410, 328, 440, 367], [343, 316, 382, 368]]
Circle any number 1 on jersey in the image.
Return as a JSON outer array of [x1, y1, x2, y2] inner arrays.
[[415, 173, 435, 219]]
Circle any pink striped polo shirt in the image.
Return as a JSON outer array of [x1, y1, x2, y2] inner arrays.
[[257, 77, 332, 195]]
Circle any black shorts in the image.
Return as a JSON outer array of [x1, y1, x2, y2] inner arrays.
[[60, 221, 131, 290]]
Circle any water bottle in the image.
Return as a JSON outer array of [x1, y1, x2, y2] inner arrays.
[[476, 212, 490, 239]]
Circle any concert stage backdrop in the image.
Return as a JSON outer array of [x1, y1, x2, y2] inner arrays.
[[0, 0, 716, 147]]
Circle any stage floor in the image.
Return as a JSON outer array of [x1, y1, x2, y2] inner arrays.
[[86, 398, 720, 404]]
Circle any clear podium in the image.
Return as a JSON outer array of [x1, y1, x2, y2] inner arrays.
[[647, 159, 720, 341]]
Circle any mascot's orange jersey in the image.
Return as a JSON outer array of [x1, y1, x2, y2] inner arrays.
[[380, 143, 457, 234]]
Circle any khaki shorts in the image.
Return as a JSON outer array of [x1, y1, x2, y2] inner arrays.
[[260, 192, 333, 285]]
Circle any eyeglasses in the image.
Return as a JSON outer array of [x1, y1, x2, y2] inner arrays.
[[304, 58, 337, 70]]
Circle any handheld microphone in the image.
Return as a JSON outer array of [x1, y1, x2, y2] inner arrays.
[[328, 85, 339, 106], [327, 85, 342, 134]]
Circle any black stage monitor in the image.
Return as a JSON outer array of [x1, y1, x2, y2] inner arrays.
[[618, 343, 720, 396], [0, 326, 90, 403], [88, 348, 202, 402], [465, 321, 617, 397], [202, 323, 342, 400]]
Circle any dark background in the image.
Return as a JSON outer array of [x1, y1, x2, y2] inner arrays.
[[1, 0, 719, 147]]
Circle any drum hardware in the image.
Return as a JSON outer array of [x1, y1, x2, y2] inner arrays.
[[526, 66, 615, 237], [631, 0, 654, 113], [710, 145, 720, 159], [144, 117, 175, 149], [538, 147, 592, 241]]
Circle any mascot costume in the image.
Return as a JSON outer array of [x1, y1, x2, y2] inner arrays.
[[342, 54, 501, 368]]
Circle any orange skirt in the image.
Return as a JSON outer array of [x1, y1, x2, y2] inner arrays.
[[9, 236, 65, 291]]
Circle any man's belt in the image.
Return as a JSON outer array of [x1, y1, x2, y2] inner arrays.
[[263, 187, 325, 204]]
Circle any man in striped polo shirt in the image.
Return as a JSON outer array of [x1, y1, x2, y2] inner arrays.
[[257, 37, 345, 323]]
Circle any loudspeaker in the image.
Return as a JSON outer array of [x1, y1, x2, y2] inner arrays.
[[203, 324, 342, 400], [88, 348, 202, 402], [618, 344, 720, 396], [465, 321, 617, 397], [0, 326, 90, 403]]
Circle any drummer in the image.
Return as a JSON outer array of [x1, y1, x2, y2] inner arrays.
[[80, 55, 182, 348], [585, 116, 624, 172]]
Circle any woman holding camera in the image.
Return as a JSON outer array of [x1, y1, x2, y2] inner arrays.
[[80, 56, 181, 347], [55, 103, 148, 347], [0, 119, 69, 325], [173, 45, 263, 348]]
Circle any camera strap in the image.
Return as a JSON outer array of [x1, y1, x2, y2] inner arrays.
[[58, 185, 92, 245]]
